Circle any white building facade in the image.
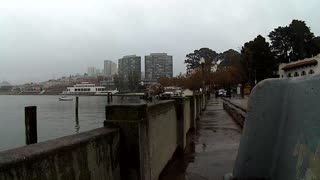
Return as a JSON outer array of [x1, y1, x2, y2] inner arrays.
[[278, 54, 320, 78]]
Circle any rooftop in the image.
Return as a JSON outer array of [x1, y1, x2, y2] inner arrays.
[[282, 59, 318, 71]]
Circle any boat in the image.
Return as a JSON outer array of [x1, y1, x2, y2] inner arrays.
[[62, 82, 106, 95], [95, 89, 119, 95], [59, 96, 73, 101]]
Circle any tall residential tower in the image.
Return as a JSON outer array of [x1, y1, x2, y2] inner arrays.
[[118, 55, 141, 81], [145, 53, 173, 81]]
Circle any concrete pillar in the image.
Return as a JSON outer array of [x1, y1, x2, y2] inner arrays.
[[172, 97, 187, 150], [202, 93, 206, 111], [195, 94, 201, 118], [104, 104, 150, 180], [198, 94, 202, 114], [187, 95, 196, 130]]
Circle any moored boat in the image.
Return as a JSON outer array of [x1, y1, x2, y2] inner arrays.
[[59, 96, 73, 101]]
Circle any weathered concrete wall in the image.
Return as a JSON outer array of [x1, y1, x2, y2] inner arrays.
[[105, 104, 149, 180], [187, 95, 197, 129], [148, 101, 178, 180], [202, 94, 206, 110], [223, 100, 246, 128], [172, 97, 192, 150], [184, 98, 191, 135], [105, 101, 179, 180], [105, 97, 198, 180], [195, 94, 201, 117], [233, 76, 320, 180], [0, 128, 120, 180]]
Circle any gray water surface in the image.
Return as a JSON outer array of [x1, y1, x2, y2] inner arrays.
[[0, 95, 144, 151]]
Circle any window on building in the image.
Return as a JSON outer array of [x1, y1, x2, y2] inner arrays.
[[301, 71, 306, 76], [288, 73, 292, 77], [309, 69, 315, 74], [294, 72, 299, 77]]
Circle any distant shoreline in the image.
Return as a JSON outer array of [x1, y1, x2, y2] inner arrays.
[[0, 92, 145, 97]]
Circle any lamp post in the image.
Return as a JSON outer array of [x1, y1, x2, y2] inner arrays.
[[200, 57, 205, 93]]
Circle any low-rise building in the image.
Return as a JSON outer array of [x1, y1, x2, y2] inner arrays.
[[278, 54, 320, 78]]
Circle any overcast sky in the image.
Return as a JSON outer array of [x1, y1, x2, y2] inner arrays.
[[0, 0, 319, 85]]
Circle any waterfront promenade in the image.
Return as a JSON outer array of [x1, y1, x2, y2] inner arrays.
[[159, 98, 242, 180]]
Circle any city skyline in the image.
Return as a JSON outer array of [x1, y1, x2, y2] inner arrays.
[[0, 0, 319, 84]]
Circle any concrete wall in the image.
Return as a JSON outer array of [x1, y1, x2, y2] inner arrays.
[[223, 100, 246, 128], [148, 101, 178, 180], [187, 95, 197, 129], [105, 96, 199, 180], [233, 75, 320, 180], [184, 98, 191, 136], [0, 128, 120, 180]]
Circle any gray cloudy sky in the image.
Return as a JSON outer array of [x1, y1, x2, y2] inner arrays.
[[0, 0, 319, 84]]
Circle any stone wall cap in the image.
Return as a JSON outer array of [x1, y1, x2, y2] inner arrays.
[[0, 128, 118, 167], [147, 100, 175, 108]]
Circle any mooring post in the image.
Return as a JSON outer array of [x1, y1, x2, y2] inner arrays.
[[25, 106, 37, 145], [75, 96, 79, 116]]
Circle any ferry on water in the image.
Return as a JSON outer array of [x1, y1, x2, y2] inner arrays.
[[62, 82, 107, 95]]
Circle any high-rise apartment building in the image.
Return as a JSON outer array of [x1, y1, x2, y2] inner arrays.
[[145, 53, 173, 81], [118, 55, 141, 81], [104, 60, 117, 76]]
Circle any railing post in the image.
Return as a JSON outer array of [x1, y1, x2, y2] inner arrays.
[[25, 106, 37, 145], [75, 96, 79, 116], [104, 104, 150, 180]]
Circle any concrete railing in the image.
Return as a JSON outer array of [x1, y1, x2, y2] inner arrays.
[[0, 128, 120, 180], [104, 94, 207, 180], [232, 76, 320, 180], [222, 99, 246, 128], [0, 94, 207, 180]]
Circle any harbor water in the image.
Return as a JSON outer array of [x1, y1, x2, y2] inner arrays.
[[0, 95, 144, 151]]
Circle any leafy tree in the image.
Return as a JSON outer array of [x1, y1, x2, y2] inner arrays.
[[269, 19, 320, 63], [241, 35, 276, 87], [289, 20, 315, 61], [217, 49, 243, 70], [184, 48, 218, 73], [269, 26, 292, 63]]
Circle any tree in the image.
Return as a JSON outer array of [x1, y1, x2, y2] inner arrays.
[[217, 49, 243, 70], [241, 35, 276, 87], [269, 19, 320, 63], [289, 20, 315, 61], [184, 48, 218, 73], [268, 26, 292, 63]]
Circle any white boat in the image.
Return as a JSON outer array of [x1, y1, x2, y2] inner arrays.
[[95, 89, 119, 95], [59, 96, 73, 101], [62, 82, 106, 95]]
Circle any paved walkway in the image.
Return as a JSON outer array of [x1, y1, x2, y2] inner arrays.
[[159, 98, 241, 180]]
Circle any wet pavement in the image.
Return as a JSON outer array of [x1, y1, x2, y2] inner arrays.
[[159, 98, 241, 180]]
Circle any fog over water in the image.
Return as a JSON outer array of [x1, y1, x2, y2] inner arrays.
[[0, 0, 319, 84]]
